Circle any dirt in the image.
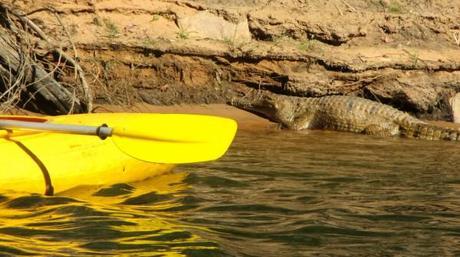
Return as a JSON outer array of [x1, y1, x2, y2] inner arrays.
[[5, 0, 460, 122], [93, 103, 277, 131]]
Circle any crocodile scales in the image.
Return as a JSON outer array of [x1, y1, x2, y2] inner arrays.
[[232, 92, 460, 140]]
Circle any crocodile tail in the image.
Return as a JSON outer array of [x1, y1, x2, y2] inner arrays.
[[402, 123, 460, 141]]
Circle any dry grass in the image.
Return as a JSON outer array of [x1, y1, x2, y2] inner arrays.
[[452, 31, 460, 46], [0, 4, 91, 113]]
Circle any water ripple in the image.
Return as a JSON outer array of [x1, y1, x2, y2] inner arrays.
[[1, 130, 460, 256]]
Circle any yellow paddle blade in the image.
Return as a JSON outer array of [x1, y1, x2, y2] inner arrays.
[[111, 114, 237, 163]]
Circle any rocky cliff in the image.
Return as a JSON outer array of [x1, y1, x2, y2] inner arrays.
[[5, 0, 460, 120]]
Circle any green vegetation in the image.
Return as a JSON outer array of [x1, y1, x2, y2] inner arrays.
[[103, 18, 120, 38], [176, 26, 191, 40], [151, 15, 161, 22], [142, 37, 157, 47], [223, 36, 234, 46], [378, 0, 404, 13], [297, 39, 315, 52], [403, 49, 420, 67], [270, 35, 285, 45], [92, 16, 103, 26], [387, 1, 403, 13], [222, 24, 240, 48], [224, 38, 248, 54]]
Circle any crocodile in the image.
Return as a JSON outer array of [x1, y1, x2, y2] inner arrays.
[[232, 91, 460, 140]]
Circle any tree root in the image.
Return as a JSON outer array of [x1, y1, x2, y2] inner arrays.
[[0, 3, 91, 114]]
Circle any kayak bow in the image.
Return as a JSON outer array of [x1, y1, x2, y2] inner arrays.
[[0, 113, 237, 194]]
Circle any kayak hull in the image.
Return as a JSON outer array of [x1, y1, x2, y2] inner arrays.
[[0, 113, 175, 194]]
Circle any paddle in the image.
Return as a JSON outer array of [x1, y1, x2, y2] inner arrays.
[[0, 114, 238, 164]]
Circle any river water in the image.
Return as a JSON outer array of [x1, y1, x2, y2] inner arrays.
[[1, 129, 459, 256]]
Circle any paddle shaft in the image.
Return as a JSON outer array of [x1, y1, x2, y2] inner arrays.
[[0, 120, 112, 139]]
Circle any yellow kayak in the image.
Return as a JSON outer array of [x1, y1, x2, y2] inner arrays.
[[0, 113, 237, 195]]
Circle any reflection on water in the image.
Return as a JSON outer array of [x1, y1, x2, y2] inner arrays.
[[1, 130, 460, 256], [0, 172, 223, 256]]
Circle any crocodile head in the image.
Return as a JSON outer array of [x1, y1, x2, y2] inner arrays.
[[231, 93, 295, 127]]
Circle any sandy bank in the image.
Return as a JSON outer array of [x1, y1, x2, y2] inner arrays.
[[4, 103, 275, 131], [94, 103, 276, 131]]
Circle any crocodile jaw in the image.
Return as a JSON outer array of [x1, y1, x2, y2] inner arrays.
[[231, 96, 282, 123]]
